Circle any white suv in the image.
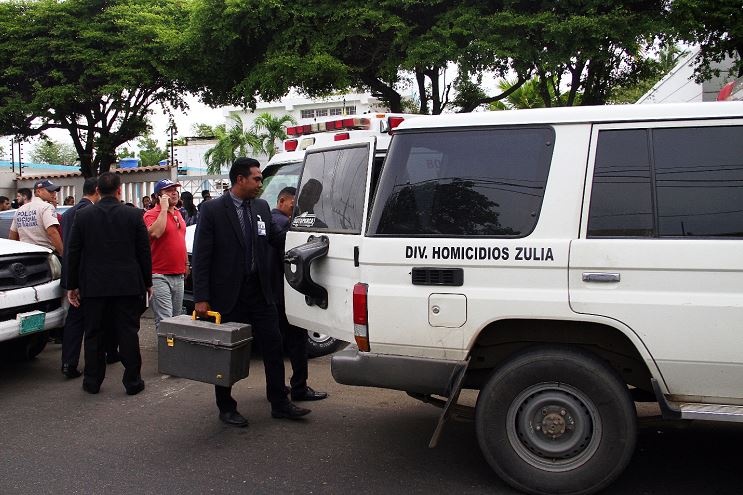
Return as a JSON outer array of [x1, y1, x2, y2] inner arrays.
[[0, 238, 65, 360], [284, 102, 743, 495]]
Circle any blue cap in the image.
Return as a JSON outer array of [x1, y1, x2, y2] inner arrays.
[[34, 179, 61, 192], [154, 179, 181, 194]]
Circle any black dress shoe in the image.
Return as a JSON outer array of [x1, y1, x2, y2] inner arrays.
[[82, 381, 100, 394], [271, 402, 311, 419], [291, 386, 328, 402], [219, 410, 249, 427], [61, 364, 82, 379], [126, 381, 145, 396]]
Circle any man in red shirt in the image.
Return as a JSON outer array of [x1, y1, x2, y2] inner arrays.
[[143, 179, 188, 330]]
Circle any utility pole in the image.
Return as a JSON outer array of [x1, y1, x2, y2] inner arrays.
[[10, 139, 15, 173], [169, 121, 177, 167], [17, 140, 23, 178]]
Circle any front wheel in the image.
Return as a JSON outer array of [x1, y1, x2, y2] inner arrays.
[[475, 346, 636, 495]]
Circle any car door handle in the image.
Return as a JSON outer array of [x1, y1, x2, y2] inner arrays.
[[582, 272, 621, 283]]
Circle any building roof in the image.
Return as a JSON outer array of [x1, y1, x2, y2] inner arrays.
[[16, 164, 174, 181]]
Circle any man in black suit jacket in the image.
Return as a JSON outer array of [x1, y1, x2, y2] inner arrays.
[[192, 157, 310, 427], [66, 172, 152, 395], [60, 177, 99, 378]]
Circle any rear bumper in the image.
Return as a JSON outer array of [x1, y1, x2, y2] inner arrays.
[[331, 348, 466, 396]]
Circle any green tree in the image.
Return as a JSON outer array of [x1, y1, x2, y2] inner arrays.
[[138, 134, 168, 167], [487, 78, 564, 110], [251, 113, 296, 159], [669, 0, 743, 80], [608, 45, 687, 104], [193, 124, 216, 138], [0, 0, 189, 177], [203, 115, 261, 175], [30, 138, 78, 165], [117, 147, 136, 160]]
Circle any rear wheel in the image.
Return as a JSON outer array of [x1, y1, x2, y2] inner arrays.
[[475, 346, 636, 495]]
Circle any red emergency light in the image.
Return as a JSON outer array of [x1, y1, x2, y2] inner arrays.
[[334, 132, 350, 141], [284, 139, 298, 152], [388, 116, 405, 130]]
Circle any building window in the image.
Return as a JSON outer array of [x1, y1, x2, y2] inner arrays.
[[301, 109, 315, 119]]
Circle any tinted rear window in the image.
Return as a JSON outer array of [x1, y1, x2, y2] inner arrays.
[[292, 145, 369, 233], [368, 128, 554, 237]]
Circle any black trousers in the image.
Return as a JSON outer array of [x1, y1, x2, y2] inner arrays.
[[277, 303, 308, 394], [61, 304, 117, 369], [214, 279, 288, 413], [82, 296, 143, 390]]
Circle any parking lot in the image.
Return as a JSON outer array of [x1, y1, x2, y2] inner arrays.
[[1, 313, 742, 494]]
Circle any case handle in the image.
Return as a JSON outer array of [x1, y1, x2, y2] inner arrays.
[[191, 310, 221, 325]]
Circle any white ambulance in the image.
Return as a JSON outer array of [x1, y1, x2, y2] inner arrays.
[[261, 113, 420, 357], [283, 102, 743, 495]]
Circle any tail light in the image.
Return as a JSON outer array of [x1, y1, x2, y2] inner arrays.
[[353, 283, 370, 352], [284, 139, 298, 152]]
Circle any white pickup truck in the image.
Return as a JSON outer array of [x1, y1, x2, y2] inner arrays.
[[0, 237, 65, 360]]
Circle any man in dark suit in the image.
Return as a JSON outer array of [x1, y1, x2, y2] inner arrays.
[[66, 172, 152, 395], [60, 177, 99, 378], [192, 157, 310, 427], [269, 186, 327, 401]]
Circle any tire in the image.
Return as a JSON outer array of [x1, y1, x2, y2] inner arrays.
[[475, 345, 636, 495], [12, 331, 49, 361], [306, 331, 345, 358]]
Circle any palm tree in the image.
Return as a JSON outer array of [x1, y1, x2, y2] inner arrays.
[[251, 112, 297, 159], [203, 115, 261, 175], [489, 78, 559, 110]]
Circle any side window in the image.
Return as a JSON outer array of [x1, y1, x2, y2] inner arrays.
[[370, 128, 554, 237], [292, 145, 369, 233], [587, 130, 654, 237], [588, 125, 743, 239], [654, 126, 743, 237]]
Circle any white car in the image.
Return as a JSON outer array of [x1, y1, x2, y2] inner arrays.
[[0, 238, 66, 360]]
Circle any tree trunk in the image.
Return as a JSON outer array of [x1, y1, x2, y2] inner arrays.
[[415, 70, 428, 114]]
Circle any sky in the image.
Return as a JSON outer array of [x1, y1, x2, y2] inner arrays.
[[2, 93, 229, 162]]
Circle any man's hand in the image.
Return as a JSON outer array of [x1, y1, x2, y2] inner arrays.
[[67, 289, 80, 308], [159, 194, 169, 210], [194, 301, 211, 317], [147, 287, 153, 300]]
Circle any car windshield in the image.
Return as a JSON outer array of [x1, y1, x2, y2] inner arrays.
[[259, 161, 303, 204]]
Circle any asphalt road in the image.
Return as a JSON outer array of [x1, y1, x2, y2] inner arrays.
[[1, 314, 741, 495]]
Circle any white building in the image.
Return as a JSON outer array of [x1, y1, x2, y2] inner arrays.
[[638, 48, 739, 104]]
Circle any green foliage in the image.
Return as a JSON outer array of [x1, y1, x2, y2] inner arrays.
[[192, 124, 216, 138], [183, 0, 670, 112], [203, 115, 262, 175], [137, 133, 167, 167], [607, 45, 687, 104], [669, 0, 743, 80], [251, 112, 297, 159], [0, 0, 190, 177], [117, 148, 136, 160], [30, 139, 78, 165]]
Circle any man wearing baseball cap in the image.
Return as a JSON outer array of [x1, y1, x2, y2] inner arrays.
[[143, 179, 188, 330], [9, 179, 63, 255]]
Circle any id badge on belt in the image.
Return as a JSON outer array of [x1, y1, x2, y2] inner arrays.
[[256, 215, 267, 236]]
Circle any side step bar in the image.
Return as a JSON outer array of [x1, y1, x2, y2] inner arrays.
[[652, 378, 743, 423]]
